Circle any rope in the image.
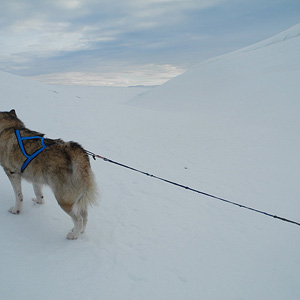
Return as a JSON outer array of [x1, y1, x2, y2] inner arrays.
[[85, 150, 300, 228]]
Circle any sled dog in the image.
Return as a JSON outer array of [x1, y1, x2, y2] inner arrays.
[[0, 109, 97, 239]]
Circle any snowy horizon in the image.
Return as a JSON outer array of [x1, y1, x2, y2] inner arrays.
[[1, 0, 300, 86]]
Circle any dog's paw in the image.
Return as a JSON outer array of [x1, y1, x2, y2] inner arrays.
[[66, 231, 79, 240], [9, 206, 21, 214], [32, 197, 44, 205]]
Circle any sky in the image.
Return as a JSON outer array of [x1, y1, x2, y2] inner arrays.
[[0, 0, 300, 86]]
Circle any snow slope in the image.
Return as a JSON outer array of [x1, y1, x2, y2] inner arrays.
[[1, 23, 300, 300], [128, 23, 300, 113]]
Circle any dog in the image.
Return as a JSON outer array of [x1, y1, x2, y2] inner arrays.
[[0, 109, 97, 239]]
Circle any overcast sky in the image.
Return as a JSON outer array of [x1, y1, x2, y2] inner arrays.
[[1, 0, 299, 86]]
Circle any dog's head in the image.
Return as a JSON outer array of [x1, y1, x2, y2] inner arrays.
[[0, 109, 18, 122], [0, 109, 23, 133]]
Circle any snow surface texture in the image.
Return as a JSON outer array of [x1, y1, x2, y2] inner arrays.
[[1, 23, 300, 300]]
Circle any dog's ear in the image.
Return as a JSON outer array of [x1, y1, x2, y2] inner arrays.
[[9, 109, 17, 117]]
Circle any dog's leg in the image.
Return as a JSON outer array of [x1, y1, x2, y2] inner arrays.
[[81, 209, 88, 233], [58, 202, 84, 240], [32, 183, 44, 204], [67, 211, 84, 240], [5, 169, 23, 214]]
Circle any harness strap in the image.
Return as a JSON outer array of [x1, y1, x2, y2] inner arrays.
[[15, 129, 47, 173]]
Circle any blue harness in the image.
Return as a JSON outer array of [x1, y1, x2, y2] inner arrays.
[[15, 129, 48, 173]]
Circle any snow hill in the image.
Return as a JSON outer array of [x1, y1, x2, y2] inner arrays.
[[129, 23, 300, 113], [1, 23, 300, 300]]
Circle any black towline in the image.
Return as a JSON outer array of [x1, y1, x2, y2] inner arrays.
[[85, 150, 300, 228]]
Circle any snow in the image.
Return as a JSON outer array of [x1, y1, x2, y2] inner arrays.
[[1, 23, 300, 300]]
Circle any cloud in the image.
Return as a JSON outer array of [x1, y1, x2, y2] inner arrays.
[[30, 64, 186, 86], [1, 0, 226, 80], [54, 0, 85, 10], [0, 0, 226, 56], [0, 0, 299, 85]]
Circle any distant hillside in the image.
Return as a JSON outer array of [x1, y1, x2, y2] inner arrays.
[[128, 23, 300, 112]]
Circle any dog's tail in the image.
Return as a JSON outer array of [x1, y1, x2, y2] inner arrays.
[[67, 142, 98, 215]]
